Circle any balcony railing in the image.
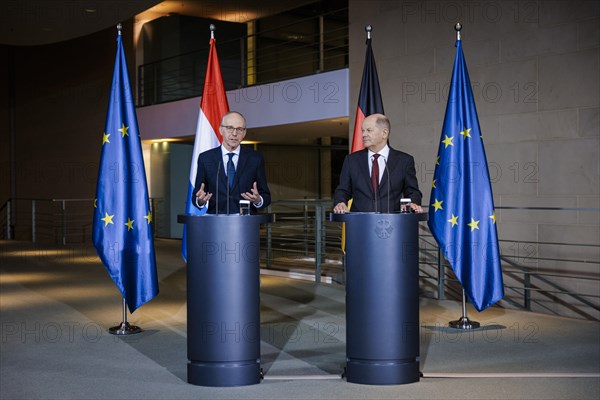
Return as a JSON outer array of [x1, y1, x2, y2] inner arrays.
[[2, 197, 598, 321], [137, 7, 349, 106]]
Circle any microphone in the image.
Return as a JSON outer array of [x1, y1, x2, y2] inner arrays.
[[371, 154, 378, 213], [226, 153, 232, 215], [382, 156, 390, 214], [215, 160, 221, 215], [226, 165, 230, 215]]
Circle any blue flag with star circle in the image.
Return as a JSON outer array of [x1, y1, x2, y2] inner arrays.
[[92, 32, 159, 313], [428, 39, 504, 312]]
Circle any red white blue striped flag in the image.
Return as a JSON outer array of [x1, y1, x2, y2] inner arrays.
[[182, 36, 229, 261]]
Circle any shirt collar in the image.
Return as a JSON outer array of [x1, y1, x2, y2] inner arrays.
[[368, 144, 390, 160], [221, 145, 241, 157]]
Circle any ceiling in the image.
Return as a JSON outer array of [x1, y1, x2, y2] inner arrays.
[[0, 0, 316, 46], [1, 0, 349, 146], [0, 0, 161, 46], [136, 0, 317, 25]]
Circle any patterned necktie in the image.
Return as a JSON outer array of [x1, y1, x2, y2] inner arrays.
[[371, 154, 380, 193], [227, 153, 235, 189]]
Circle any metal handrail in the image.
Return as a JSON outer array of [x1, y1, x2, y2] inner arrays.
[[0, 200, 10, 240], [2, 197, 599, 320], [137, 6, 349, 106], [138, 8, 348, 67]]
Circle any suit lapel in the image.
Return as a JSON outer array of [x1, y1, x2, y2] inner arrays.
[[232, 147, 248, 190], [358, 150, 372, 193], [213, 147, 228, 189], [380, 149, 398, 192]]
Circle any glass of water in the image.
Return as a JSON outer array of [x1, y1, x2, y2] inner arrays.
[[239, 200, 250, 215], [400, 198, 412, 213]]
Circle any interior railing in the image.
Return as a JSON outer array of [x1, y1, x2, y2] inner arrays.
[[137, 7, 349, 106], [1, 197, 598, 321]]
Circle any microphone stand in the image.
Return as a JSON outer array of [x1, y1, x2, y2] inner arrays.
[[215, 161, 221, 215], [372, 155, 379, 213], [226, 166, 230, 215], [383, 157, 390, 213]]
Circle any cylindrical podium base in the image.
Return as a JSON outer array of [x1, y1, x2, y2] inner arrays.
[[179, 214, 271, 387], [346, 360, 420, 385], [188, 362, 260, 387], [332, 212, 426, 385]]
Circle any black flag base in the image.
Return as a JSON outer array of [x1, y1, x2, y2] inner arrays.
[[449, 316, 480, 330], [109, 298, 142, 335], [448, 289, 480, 330], [109, 321, 142, 335]]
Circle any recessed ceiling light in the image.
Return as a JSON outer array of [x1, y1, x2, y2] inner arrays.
[[84, 9, 97, 13]]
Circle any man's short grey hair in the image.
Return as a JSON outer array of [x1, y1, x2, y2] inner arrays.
[[376, 115, 390, 133], [221, 111, 246, 126]]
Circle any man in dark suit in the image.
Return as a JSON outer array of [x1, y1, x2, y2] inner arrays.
[[193, 111, 271, 214], [333, 113, 423, 214]]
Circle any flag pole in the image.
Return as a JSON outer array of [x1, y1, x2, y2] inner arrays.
[[100, 23, 149, 336], [109, 297, 142, 335], [449, 289, 480, 329], [446, 23, 479, 330], [454, 22, 461, 40]]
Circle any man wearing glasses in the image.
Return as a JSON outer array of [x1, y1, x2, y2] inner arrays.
[[193, 111, 271, 214]]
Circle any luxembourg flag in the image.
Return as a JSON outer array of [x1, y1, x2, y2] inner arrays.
[[182, 34, 229, 261]]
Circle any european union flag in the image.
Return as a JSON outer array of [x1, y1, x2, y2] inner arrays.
[[92, 32, 159, 313], [428, 38, 504, 312]]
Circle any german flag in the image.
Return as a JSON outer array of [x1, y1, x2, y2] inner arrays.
[[351, 34, 384, 152], [343, 31, 384, 252]]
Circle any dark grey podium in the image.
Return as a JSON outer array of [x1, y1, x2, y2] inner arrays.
[[331, 212, 427, 385], [178, 213, 272, 387]]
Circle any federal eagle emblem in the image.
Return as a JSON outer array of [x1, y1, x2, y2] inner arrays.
[[374, 219, 393, 239]]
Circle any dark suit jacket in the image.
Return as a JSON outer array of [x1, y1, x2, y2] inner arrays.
[[192, 146, 271, 214], [333, 147, 422, 213]]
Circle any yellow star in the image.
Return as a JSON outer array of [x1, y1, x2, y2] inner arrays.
[[144, 211, 153, 224], [468, 218, 480, 231], [442, 135, 454, 148], [432, 179, 436, 189], [489, 211, 497, 224], [436, 155, 440, 165], [101, 212, 114, 227], [431, 199, 443, 212], [448, 214, 459, 227], [125, 218, 135, 231], [460, 127, 472, 140], [118, 123, 129, 137], [102, 132, 110, 145]]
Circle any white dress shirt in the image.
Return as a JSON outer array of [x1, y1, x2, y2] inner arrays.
[[368, 144, 390, 184]]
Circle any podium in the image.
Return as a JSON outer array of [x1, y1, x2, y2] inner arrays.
[[331, 212, 427, 385], [178, 213, 272, 387]]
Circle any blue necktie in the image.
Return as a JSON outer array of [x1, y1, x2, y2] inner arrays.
[[227, 153, 235, 189]]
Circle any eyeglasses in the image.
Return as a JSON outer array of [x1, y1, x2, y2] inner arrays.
[[221, 125, 246, 134]]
